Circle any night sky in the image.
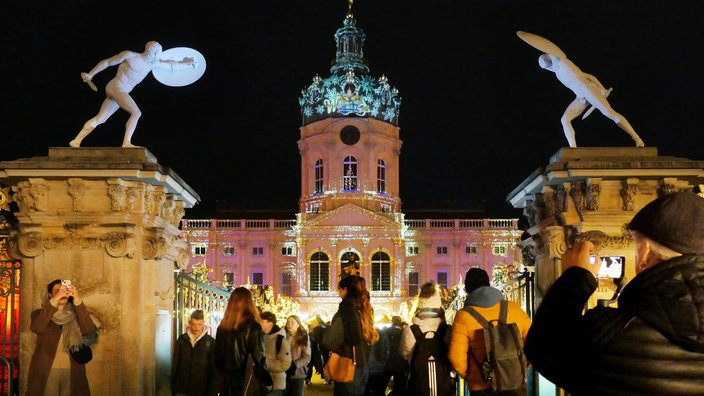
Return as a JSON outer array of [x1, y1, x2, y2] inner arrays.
[[2, 1, 703, 220]]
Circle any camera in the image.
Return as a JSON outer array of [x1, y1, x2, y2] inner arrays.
[[61, 279, 72, 287]]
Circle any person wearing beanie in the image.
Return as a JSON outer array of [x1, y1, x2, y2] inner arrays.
[[448, 268, 532, 394], [525, 191, 704, 395]]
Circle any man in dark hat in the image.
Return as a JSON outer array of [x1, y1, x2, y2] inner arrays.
[[525, 191, 704, 395]]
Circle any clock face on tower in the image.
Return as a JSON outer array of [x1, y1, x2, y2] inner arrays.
[[340, 125, 360, 146]]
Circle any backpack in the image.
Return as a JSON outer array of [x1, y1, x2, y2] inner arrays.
[[409, 322, 455, 396], [463, 300, 527, 393]]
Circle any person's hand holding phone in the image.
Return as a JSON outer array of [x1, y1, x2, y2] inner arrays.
[[561, 240, 600, 277]]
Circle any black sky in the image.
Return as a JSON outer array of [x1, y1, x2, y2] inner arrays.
[[2, 1, 704, 220]]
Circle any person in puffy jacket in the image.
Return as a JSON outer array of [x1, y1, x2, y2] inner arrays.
[[214, 287, 273, 396], [284, 315, 311, 396], [261, 311, 291, 396], [448, 268, 531, 395], [525, 192, 704, 395]]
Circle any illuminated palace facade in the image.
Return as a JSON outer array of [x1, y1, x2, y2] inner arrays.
[[180, 8, 521, 319]]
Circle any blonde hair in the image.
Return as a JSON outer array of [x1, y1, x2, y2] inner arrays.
[[219, 287, 262, 331]]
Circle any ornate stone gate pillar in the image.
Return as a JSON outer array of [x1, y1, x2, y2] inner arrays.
[[1, 148, 198, 396]]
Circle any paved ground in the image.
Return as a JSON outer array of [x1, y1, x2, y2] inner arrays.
[[304, 372, 334, 396]]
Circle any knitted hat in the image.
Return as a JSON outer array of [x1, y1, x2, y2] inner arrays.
[[464, 268, 490, 294], [417, 282, 443, 309], [627, 192, 704, 254]]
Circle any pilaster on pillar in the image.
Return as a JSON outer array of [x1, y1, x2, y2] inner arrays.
[[2, 147, 199, 396]]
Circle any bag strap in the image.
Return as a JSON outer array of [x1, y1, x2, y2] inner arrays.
[[499, 300, 508, 325], [410, 324, 424, 340], [352, 346, 356, 366], [462, 305, 490, 328]]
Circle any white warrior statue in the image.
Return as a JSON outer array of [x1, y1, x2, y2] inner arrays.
[[517, 31, 644, 148], [70, 41, 205, 148]]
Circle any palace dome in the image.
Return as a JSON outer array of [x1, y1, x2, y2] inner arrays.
[[299, 11, 401, 126]]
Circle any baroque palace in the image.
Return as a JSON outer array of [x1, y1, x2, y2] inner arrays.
[[179, 7, 522, 320]]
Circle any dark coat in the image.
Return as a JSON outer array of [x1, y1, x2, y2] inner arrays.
[[322, 299, 371, 369], [525, 255, 704, 395], [214, 319, 272, 396], [27, 301, 97, 396], [172, 330, 218, 396]]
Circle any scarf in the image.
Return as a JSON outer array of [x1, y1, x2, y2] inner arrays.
[[51, 303, 85, 352]]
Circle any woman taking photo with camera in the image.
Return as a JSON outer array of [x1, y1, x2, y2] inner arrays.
[[323, 275, 379, 396]]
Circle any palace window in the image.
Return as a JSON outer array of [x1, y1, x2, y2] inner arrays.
[[465, 246, 477, 256], [193, 244, 206, 256], [281, 244, 296, 256], [436, 246, 448, 255], [380, 203, 391, 213], [492, 243, 508, 257], [371, 251, 391, 291], [223, 246, 236, 256], [377, 159, 386, 193], [310, 252, 330, 291], [252, 272, 264, 289], [281, 266, 295, 296], [342, 155, 358, 191], [252, 247, 264, 256], [223, 272, 234, 287], [314, 159, 324, 193], [437, 271, 449, 289], [407, 245, 419, 256], [408, 271, 419, 296]]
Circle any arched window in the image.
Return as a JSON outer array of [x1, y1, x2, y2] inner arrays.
[[377, 159, 386, 193], [314, 159, 324, 193], [310, 252, 329, 291], [342, 155, 358, 191], [371, 251, 391, 291], [340, 251, 360, 277]]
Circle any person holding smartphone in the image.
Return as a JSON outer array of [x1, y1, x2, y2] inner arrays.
[[525, 192, 704, 395], [27, 279, 97, 396]]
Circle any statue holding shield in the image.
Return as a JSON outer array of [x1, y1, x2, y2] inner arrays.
[[70, 41, 205, 148], [517, 31, 644, 148]]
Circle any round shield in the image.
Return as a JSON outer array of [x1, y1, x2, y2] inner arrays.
[[517, 31, 566, 58], [152, 47, 206, 87]]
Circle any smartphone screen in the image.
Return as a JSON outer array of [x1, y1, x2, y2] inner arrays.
[[596, 256, 624, 279]]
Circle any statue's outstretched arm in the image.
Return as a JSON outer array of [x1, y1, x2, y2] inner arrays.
[[156, 57, 198, 71], [83, 50, 134, 80]]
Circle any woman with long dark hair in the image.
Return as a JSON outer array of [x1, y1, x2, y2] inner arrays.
[[323, 275, 379, 396], [283, 315, 311, 396], [214, 287, 273, 396]]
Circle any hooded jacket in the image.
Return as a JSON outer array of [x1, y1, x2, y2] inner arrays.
[[525, 255, 704, 395], [263, 325, 291, 391], [172, 325, 218, 396], [448, 286, 532, 391]]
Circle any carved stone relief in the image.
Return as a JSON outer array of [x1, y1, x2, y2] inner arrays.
[[621, 178, 639, 211], [569, 181, 586, 216], [14, 179, 49, 212], [585, 180, 601, 211], [574, 229, 633, 253], [542, 226, 566, 259], [11, 230, 137, 258], [67, 179, 86, 211]]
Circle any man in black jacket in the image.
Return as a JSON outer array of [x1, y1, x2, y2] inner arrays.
[[525, 192, 704, 395], [172, 310, 219, 396]]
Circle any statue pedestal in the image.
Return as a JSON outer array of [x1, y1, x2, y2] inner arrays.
[[1, 147, 199, 396], [508, 147, 704, 306]]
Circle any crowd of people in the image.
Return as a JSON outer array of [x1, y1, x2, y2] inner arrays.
[[27, 191, 704, 395]]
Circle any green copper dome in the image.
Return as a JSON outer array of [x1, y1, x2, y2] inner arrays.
[[299, 12, 401, 126]]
